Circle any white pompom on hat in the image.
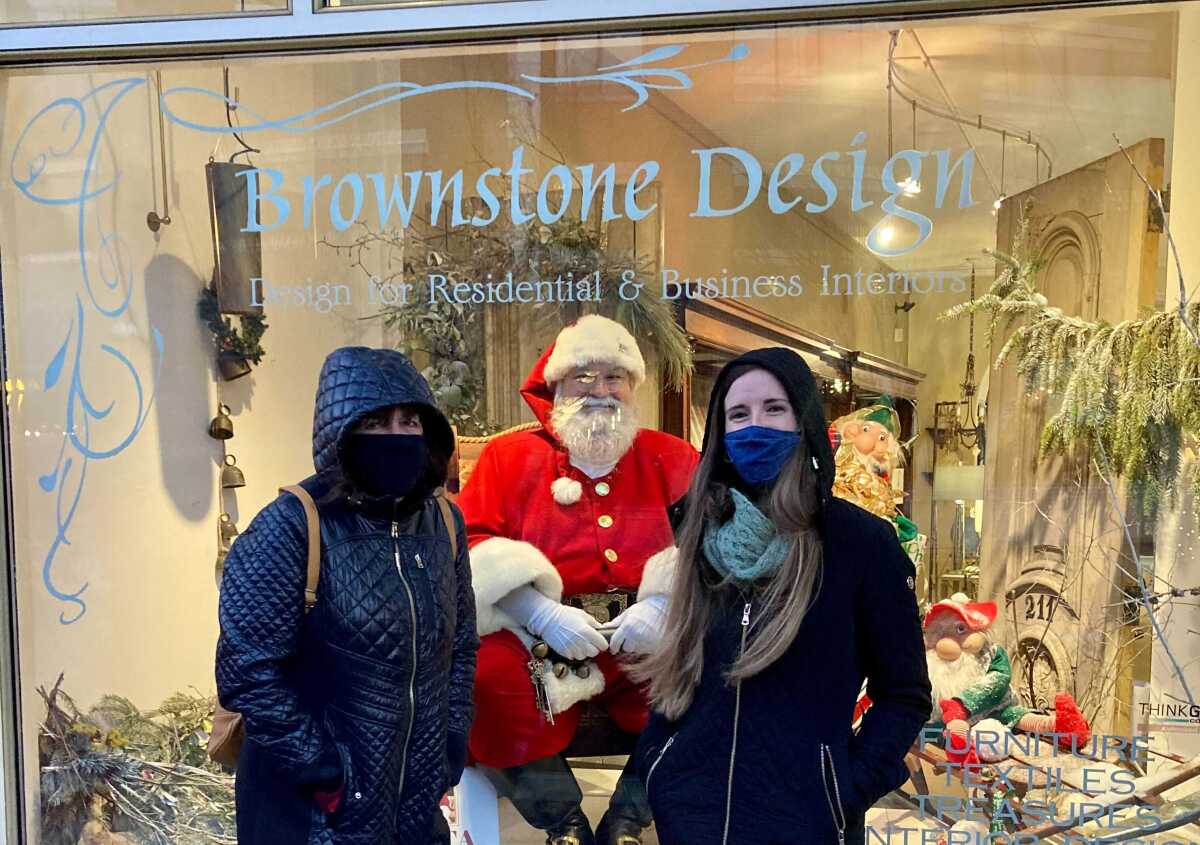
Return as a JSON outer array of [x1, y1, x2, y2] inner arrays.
[[543, 315, 646, 388]]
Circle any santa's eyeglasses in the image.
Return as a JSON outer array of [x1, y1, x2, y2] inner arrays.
[[568, 371, 630, 390]]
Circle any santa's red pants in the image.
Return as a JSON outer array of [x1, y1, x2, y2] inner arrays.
[[467, 629, 650, 769]]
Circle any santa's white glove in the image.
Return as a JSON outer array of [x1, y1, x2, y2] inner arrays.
[[609, 595, 668, 655], [496, 586, 607, 661]]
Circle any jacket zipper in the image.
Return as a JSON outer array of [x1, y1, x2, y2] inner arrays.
[[721, 601, 752, 845], [820, 742, 847, 845], [644, 735, 676, 801], [392, 520, 419, 802]]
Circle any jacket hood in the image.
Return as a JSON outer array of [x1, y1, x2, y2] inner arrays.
[[519, 344, 560, 435], [701, 347, 835, 503], [312, 346, 455, 478]]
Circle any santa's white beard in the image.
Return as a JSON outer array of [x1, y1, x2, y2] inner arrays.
[[551, 394, 640, 468], [926, 649, 988, 721]]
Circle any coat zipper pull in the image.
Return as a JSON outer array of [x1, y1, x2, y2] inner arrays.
[[742, 602, 752, 627], [391, 521, 401, 571], [415, 552, 424, 569]]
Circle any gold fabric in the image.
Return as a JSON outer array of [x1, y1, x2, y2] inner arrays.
[[832, 444, 896, 521]]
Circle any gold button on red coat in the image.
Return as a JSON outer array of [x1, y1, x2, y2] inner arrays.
[[598, 515, 614, 528], [604, 549, 618, 562], [595, 482, 611, 496]]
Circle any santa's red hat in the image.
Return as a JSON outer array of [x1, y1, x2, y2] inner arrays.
[[924, 592, 996, 631], [543, 315, 646, 388]]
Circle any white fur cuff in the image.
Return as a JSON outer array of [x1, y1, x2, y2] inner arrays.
[[471, 537, 564, 637], [638, 546, 678, 602], [544, 662, 606, 714], [512, 627, 606, 713]]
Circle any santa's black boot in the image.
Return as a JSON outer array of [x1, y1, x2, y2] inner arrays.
[[595, 755, 652, 845], [481, 754, 595, 845], [547, 807, 597, 845]]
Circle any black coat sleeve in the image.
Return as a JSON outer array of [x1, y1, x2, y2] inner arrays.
[[215, 493, 342, 788], [848, 518, 931, 808], [447, 502, 479, 743]]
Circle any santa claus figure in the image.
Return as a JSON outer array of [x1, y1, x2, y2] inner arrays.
[[458, 315, 698, 845], [924, 594, 1090, 766]]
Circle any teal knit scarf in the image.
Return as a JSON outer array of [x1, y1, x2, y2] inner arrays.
[[703, 487, 790, 583]]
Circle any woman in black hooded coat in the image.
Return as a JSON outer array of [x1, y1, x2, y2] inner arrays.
[[633, 347, 931, 845], [216, 346, 478, 845]]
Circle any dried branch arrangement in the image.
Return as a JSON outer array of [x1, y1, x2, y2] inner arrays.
[[38, 676, 234, 845]]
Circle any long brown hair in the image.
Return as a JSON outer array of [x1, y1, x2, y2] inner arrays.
[[634, 366, 825, 720]]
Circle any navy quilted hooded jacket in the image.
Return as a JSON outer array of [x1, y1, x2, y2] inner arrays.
[[216, 347, 478, 845]]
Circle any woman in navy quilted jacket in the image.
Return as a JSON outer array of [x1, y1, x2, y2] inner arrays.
[[216, 346, 478, 845], [633, 348, 930, 845]]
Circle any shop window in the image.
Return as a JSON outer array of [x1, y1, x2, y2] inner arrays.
[[3, 5, 1200, 843]]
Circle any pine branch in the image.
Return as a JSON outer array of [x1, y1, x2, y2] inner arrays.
[[942, 222, 1200, 507]]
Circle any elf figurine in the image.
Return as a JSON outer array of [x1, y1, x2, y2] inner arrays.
[[828, 397, 925, 566], [923, 594, 1090, 766]]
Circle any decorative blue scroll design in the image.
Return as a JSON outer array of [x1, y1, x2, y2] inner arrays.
[[10, 76, 164, 624], [161, 79, 535, 135], [522, 44, 750, 111], [159, 43, 749, 135]]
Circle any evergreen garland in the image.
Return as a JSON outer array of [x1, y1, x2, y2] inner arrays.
[[942, 213, 1200, 505], [197, 287, 268, 365]]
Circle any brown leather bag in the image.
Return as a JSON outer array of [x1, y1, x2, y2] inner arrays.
[[208, 485, 322, 768], [207, 488, 459, 769]]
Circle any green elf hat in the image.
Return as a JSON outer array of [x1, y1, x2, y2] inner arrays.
[[862, 395, 900, 438]]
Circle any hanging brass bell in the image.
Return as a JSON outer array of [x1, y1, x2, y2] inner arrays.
[[574, 665, 591, 680], [219, 512, 239, 549], [221, 455, 246, 489], [215, 548, 227, 587], [553, 663, 569, 679], [208, 404, 234, 440], [531, 641, 550, 659]]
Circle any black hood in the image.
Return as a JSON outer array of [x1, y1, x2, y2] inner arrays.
[[701, 347, 835, 504], [311, 346, 455, 488]]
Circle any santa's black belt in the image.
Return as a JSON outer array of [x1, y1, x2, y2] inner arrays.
[[565, 590, 637, 625]]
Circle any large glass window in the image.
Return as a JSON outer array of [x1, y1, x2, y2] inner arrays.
[[3, 5, 1199, 843]]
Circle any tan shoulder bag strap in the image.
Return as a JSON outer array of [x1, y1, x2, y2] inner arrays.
[[280, 485, 321, 612], [434, 493, 458, 560]]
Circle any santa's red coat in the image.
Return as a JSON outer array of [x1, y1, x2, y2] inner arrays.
[[457, 344, 698, 767]]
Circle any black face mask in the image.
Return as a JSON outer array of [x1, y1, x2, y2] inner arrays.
[[341, 433, 429, 499]]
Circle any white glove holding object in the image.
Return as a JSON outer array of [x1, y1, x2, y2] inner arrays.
[[609, 595, 668, 655], [496, 586, 607, 661]]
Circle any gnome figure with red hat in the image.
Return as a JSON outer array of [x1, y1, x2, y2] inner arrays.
[[457, 315, 699, 845], [924, 593, 1091, 767]]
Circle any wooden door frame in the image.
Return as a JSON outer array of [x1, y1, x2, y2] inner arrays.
[[667, 295, 924, 446]]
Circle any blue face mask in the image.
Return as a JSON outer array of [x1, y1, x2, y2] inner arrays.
[[724, 426, 802, 486]]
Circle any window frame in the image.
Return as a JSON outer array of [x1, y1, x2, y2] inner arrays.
[[0, 3, 1183, 845], [0, 0, 1157, 60]]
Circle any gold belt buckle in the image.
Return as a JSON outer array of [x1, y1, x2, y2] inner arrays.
[[566, 591, 633, 624]]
